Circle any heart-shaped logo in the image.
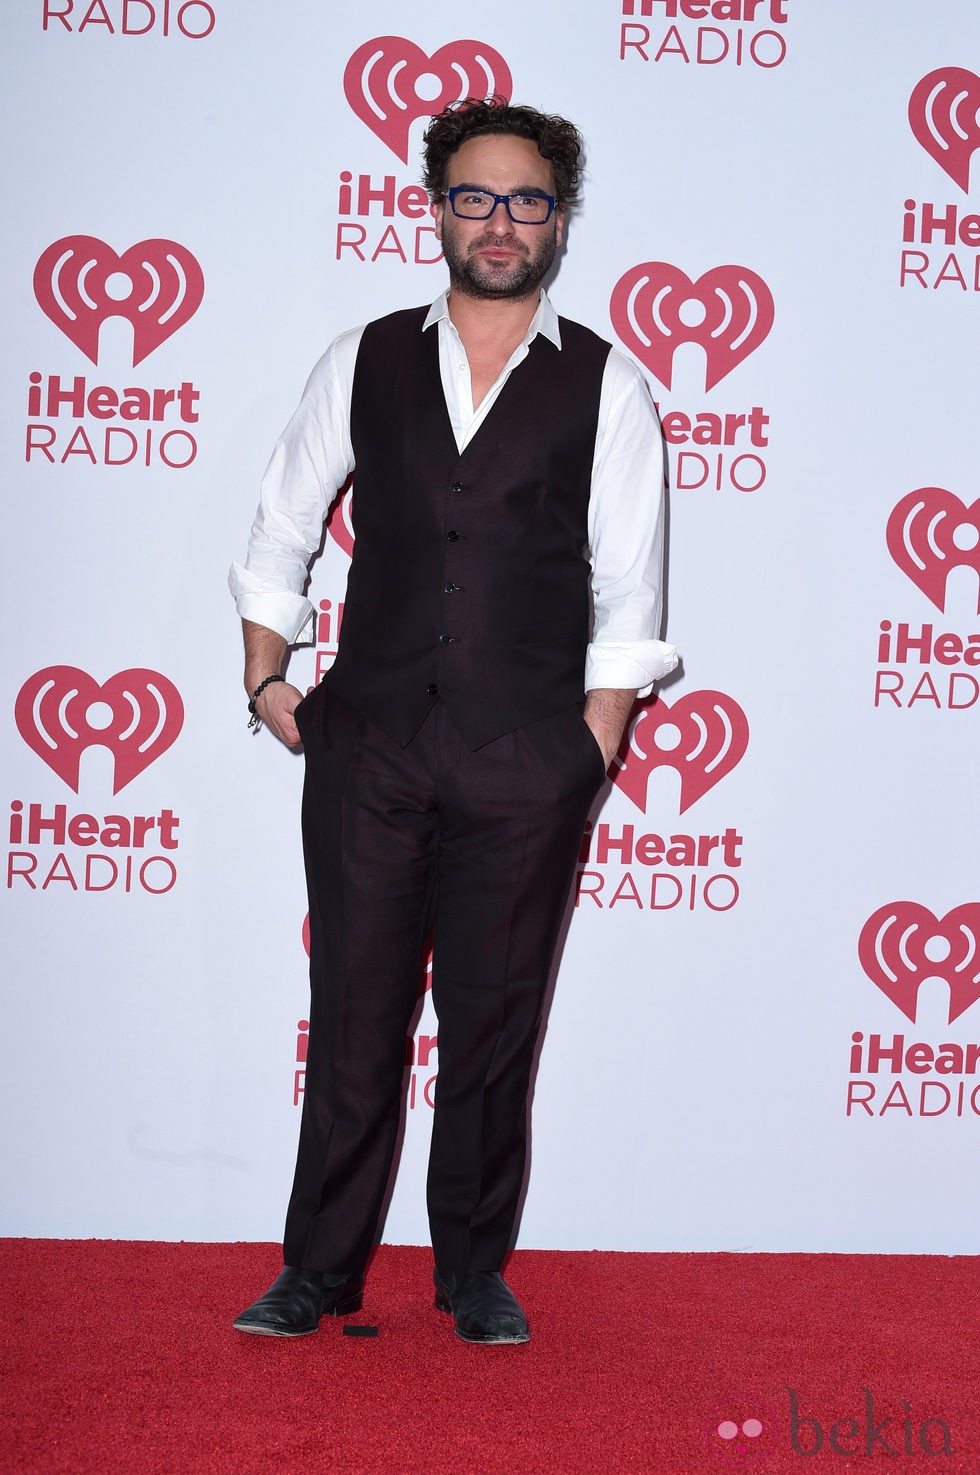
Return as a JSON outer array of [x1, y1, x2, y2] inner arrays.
[[612, 691, 749, 816], [610, 262, 774, 392], [859, 902, 980, 1025], [886, 487, 980, 613], [15, 666, 184, 794], [908, 67, 980, 193], [33, 236, 204, 366], [343, 37, 513, 162]]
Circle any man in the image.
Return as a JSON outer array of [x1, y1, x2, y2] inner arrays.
[[229, 98, 677, 1345]]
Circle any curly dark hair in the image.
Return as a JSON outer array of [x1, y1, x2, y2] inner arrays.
[[422, 97, 584, 209]]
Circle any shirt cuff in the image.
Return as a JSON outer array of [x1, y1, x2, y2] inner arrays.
[[229, 567, 316, 646], [585, 640, 679, 698]]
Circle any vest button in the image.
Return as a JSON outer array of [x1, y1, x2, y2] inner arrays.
[[451, 480, 464, 493], [446, 529, 460, 542], [427, 683, 439, 696], [444, 582, 458, 594], [439, 633, 453, 644]]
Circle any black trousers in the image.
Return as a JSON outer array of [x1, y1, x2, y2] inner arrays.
[[284, 687, 606, 1275]]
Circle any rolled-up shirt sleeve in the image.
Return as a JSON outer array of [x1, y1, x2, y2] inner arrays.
[[585, 350, 679, 695], [228, 328, 360, 644]]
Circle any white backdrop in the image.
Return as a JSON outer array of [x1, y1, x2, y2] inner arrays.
[[3, 0, 979, 1254]]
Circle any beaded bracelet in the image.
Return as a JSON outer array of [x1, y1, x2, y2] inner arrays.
[[247, 673, 285, 729]]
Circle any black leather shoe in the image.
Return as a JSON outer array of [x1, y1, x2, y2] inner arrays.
[[233, 1266, 363, 1336], [434, 1268, 530, 1344]]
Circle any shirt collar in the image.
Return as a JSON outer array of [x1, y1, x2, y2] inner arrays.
[[422, 288, 562, 350]]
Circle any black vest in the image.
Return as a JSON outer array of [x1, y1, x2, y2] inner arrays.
[[322, 305, 610, 749]]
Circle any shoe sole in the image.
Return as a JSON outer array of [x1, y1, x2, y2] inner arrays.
[[233, 1291, 363, 1336], [434, 1292, 531, 1344]]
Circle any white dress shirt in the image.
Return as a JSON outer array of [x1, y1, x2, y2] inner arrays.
[[229, 290, 677, 695]]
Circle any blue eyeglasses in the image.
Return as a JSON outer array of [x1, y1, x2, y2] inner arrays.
[[443, 187, 557, 224]]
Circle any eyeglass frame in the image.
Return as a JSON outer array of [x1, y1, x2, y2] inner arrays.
[[441, 185, 558, 224]]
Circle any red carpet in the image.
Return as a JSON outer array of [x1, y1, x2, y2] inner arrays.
[[2, 1241, 978, 1473]]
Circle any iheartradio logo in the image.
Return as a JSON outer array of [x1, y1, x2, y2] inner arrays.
[[34, 236, 204, 366], [908, 68, 980, 194], [15, 666, 184, 795], [613, 691, 748, 815], [886, 487, 980, 613], [343, 37, 512, 163], [610, 263, 774, 392], [859, 903, 980, 1026]]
